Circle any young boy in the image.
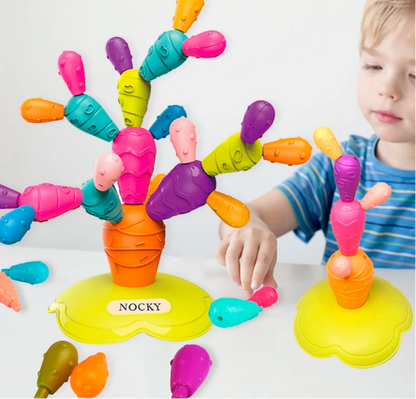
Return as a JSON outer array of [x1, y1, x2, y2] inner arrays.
[[216, 0, 415, 298]]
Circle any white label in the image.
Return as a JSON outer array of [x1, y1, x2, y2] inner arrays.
[[107, 299, 171, 315]]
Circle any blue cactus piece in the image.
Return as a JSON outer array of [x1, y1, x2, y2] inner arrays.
[[81, 179, 123, 223], [2, 261, 49, 285], [149, 105, 187, 140], [139, 30, 188, 82], [208, 298, 263, 328], [0, 205, 35, 245], [65, 94, 119, 141]]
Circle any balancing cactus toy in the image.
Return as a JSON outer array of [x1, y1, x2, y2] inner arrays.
[[1, 261, 49, 285], [35, 341, 78, 398], [170, 344, 212, 398], [293, 127, 413, 370], [9, 0, 313, 346], [313, 127, 392, 309]]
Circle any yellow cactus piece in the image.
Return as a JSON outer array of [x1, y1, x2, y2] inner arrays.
[[207, 191, 250, 228], [313, 127, 342, 161], [202, 132, 262, 176], [117, 69, 151, 127], [172, 0, 205, 33]]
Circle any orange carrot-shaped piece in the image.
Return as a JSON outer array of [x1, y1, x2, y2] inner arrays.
[[20, 98, 65, 123], [172, 0, 205, 33], [206, 191, 250, 227], [263, 137, 312, 166], [145, 174, 166, 203]]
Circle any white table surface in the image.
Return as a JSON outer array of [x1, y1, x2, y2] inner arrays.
[[0, 246, 414, 398]]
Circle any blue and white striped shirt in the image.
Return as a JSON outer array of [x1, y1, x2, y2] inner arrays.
[[277, 135, 415, 269]]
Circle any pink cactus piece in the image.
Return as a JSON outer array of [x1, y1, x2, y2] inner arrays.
[[332, 256, 353, 278], [18, 184, 83, 222], [94, 152, 124, 192], [248, 286, 278, 308], [330, 199, 365, 256], [170, 117, 197, 164], [112, 127, 156, 204], [0, 272, 22, 312], [58, 51, 86, 96], [360, 182, 392, 210], [182, 30, 226, 59]]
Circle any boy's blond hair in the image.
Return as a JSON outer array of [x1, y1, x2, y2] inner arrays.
[[360, 0, 415, 51]]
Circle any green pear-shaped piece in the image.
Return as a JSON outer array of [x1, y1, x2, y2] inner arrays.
[[35, 341, 78, 398]]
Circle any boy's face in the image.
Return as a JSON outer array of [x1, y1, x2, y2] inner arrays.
[[357, 26, 415, 143]]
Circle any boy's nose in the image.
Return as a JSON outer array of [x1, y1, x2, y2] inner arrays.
[[378, 78, 402, 101]]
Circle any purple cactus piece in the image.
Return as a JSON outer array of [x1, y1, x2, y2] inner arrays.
[[334, 155, 361, 202], [0, 184, 21, 209], [170, 345, 212, 398], [241, 100, 275, 144], [146, 160, 216, 221], [106, 37, 134, 75]]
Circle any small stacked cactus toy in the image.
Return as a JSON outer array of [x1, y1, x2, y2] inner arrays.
[[313, 127, 392, 309], [294, 127, 413, 369]]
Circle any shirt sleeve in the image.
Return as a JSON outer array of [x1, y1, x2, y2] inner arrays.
[[276, 151, 336, 243]]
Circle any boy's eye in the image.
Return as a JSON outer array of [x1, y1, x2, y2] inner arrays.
[[363, 64, 382, 71], [410, 74, 416, 80]]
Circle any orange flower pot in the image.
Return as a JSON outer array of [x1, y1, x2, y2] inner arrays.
[[102, 204, 165, 287], [326, 249, 374, 309]]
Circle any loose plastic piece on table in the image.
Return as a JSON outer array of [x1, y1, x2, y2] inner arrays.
[[248, 286, 278, 308], [0, 272, 22, 312], [1, 261, 49, 285]]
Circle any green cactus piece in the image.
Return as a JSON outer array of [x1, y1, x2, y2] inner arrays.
[[202, 132, 262, 176], [35, 341, 78, 398]]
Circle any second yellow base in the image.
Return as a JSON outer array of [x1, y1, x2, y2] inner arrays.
[[48, 273, 213, 344], [294, 276, 413, 368]]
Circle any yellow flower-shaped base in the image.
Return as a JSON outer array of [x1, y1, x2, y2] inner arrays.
[[294, 276, 413, 368], [48, 273, 213, 344]]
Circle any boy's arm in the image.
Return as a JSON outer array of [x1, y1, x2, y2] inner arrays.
[[219, 189, 298, 240]]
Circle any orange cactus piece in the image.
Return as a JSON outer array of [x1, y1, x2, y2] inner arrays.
[[313, 127, 342, 161], [70, 352, 108, 398], [206, 191, 250, 228], [145, 174, 166, 203], [172, 0, 205, 33], [263, 137, 312, 166], [326, 249, 374, 309], [102, 204, 166, 287], [360, 182, 392, 210], [20, 98, 65, 123]]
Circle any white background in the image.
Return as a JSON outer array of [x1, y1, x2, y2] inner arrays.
[[0, 0, 371, 265]]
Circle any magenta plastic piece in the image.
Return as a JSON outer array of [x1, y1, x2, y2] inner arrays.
[[0, 184, 21, 209], [241, 100, 275, 144], [146, 161, 216, 221], [330, 199, 365, 256], [334, 155, 361, 202], [57, 51, 86, 96], [182, 31, 226, 59], [112, 127, 156, 204], [170, 345, 212, 398], [105, 37, 134, 75], [248, 286, 278, 308], [18, 184, 83, 222]]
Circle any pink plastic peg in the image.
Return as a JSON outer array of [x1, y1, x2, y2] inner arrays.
[[0, 272, 22, 312], [93, 153, 124, 192], [248, 286, 278, 308], [330, 199, 365, 256], [58, 51, 86, 96], [170, 345, 212, 398], [182, 31, 226, 59], [360, 182, 392, 210], [18, 184, 83, 222], [170, 117, 197, 164], [332, 256, 353, 278]]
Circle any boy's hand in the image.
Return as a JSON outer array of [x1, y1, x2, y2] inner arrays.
[[215, 227, 278, 297]]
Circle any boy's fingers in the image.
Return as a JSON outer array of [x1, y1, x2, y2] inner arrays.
[[215, 239, 229, 266], [263, 252, 278, 288], [240, 245, 258, 297], [251, 242, 275, 290], [225, 240, 243, 285]]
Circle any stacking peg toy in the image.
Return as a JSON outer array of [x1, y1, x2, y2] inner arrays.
[[170, 345, 212, 398], [172, 0, 205, 33], [0, 272, 22, 312], [248, 286, 278, 308], [93, 152, 124, 192], [1, 261, 49, 285], [70, 353, 109, 398], [0, 184, 21, 209], [35, 341, 78, 398]]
